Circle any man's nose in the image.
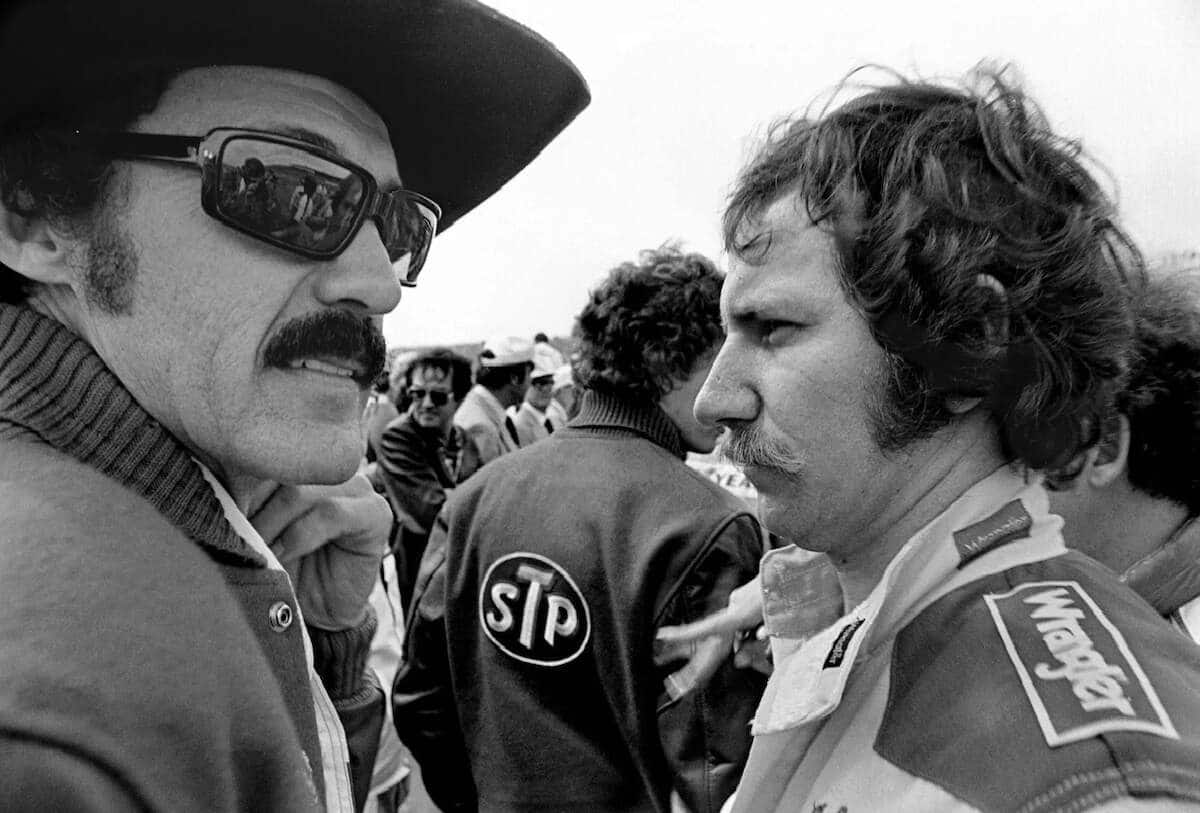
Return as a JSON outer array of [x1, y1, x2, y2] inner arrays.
[[694, 341, 758, 428], [312, 221, 403, 315]]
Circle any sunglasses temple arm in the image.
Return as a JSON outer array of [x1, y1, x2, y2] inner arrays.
[[77, 132, 205, 165]]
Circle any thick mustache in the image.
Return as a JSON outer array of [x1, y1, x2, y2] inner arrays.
[[720, 423, 805, 474], [262, 310, 386, 387]]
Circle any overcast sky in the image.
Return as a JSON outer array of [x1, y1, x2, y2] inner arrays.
[[383, 0, 1200, 348]]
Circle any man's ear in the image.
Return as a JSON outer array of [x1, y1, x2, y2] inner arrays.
[[0, 195, 77, 286], [944, 274, 1012, 417], [1086, 413, 1130, 488]]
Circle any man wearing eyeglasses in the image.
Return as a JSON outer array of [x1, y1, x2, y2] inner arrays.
[[377, 349, 481, 608], [0, 0, 587, 810]]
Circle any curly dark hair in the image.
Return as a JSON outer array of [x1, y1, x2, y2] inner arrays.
[[1113, 270, 1200, 513], [405, 348, 474, 403], [0, 67, 178, 304], [573, 246, 724, 403], [723, 65, 1142, 470]]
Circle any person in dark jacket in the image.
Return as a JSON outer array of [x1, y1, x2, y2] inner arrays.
[[0, 1, 588, 809], [394, 247, 767, 813], [377, 348, 482, 609]]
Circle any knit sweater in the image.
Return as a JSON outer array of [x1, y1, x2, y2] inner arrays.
[[0, 303, 381, 810]]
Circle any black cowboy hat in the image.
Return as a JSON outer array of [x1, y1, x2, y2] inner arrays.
[[0, 0, 590, 231]]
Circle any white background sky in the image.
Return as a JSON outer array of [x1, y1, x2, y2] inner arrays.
[[384, 0, 1200, 348]]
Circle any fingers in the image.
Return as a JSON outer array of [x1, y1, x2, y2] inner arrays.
[[662, 632, 732, 702], [655, 575, 764, 645], [248, 483, 305, 544], [656, 605, 753, 645], [250, 476, 390, 565]]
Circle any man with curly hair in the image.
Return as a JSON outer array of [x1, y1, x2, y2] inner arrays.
[[393, 247, 767, 812], [1049, 267, 1200, 643], [663, 68, 1200, 811]]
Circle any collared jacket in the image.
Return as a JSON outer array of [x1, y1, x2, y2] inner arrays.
[[733, 466, 1200, 813], [453, 384, 519, 466], [0, 304, 383, 811], [507, 400, 552, 447], [394, 391, 767, 812]]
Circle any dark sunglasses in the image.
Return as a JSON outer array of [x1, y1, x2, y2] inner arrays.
[[409, 387, 452, 407], [76, 128, 440, 286]]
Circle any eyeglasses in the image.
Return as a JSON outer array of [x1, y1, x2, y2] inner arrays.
[[530, 378, 555, 389], [76, 128, 440, 287], [409, 387, 452, 407]]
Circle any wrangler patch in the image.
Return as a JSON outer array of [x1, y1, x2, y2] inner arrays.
[[984, 581, 1177, 747], [952, 499, 1032, 568], [479, 552, 591, 666]]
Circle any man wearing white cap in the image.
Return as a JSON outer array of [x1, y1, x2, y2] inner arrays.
[[546, 363, 577, 430], [453, 336, 534, 466], [507, 356, 559, 447]]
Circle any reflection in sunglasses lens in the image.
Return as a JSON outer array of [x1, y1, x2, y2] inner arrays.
[[211, 133, 438, 286]]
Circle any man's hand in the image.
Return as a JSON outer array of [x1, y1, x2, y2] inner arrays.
[[250, 474, 391, 630], [654, 576, 768, 700]]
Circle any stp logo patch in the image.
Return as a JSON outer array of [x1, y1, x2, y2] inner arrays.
[[479, 552, 591, 666], [985, 580, 1178, 747]]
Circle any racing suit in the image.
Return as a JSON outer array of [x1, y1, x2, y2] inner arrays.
[[733, 465, 1200, 812]]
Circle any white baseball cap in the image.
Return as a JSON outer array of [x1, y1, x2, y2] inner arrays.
[[479, 336, 535, 367]]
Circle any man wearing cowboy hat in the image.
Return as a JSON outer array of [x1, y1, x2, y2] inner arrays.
[[0, 0, 587, 809]]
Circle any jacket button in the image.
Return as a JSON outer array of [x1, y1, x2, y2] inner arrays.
[[268, 601, 294, 632]]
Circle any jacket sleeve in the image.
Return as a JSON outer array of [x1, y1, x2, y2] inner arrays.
[[392, 513, 478, 812], [655, 513, 767, 813], [309, 609, 386, 813]]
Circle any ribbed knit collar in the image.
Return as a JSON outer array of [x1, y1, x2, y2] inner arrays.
[[567, 389, 686, 459], [0, 303, 264, 567]]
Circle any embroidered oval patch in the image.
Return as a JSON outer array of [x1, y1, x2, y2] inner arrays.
[[478, 552, 591, 666]]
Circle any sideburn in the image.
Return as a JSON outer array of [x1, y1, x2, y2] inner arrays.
[[81, 170, 138, 316]]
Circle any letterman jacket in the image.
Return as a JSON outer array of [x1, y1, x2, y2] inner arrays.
[[0, 304, 383, 811], [733, 465, 1200, 813], [393, 391, 767, 812]]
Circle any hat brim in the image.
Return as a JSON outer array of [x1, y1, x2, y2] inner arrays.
[[0, 0, 590, 232]]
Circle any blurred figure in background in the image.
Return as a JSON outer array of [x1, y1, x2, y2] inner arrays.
[[377, 348, 481, 609], [1049, 269, 1200, 641], [533, 330, 567, 372], [507, 355, 559, 446], [394, 247, 767, 813], [547, 363, 578, 428], [453, 336, 533, 466], [363, 370, 401, 464]]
